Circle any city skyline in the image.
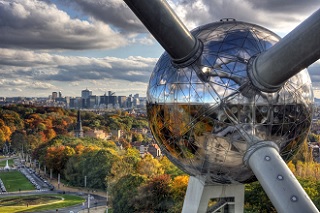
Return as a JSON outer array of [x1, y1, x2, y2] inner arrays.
[[1, 0, 320, 98]]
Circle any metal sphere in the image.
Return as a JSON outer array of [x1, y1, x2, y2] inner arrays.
[[146, 20, 313, 184]]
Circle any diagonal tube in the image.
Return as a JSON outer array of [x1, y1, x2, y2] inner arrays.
[[123, 0, 202, 67], [249, 8, 320, 92], [244, 142, 319, 213]]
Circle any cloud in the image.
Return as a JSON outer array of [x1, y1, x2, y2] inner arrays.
[[64, 0, 146, 34], [0, 79, 56, 91], [69, 0, 319, 43], [0, 0, 128, 50], [244, 0, 319, 13], [0, 48, 157, 85], [1, 0, 320, 97], [307, 60, 320, 84], [167, 0, 320, 35]]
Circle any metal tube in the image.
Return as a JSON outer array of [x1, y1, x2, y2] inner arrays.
[[245, 144, 319, 213], [123, 0, 202, 66], [249, 8, 320, 92]]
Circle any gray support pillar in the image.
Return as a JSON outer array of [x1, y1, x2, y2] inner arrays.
[[123, 0, 202, 66], [246, 144, 319, 213], [182, 176, 244, 213], [249, 8, 320, 92]]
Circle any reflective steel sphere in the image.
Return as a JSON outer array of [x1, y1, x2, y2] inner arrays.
[[147, 20, 313, 184]]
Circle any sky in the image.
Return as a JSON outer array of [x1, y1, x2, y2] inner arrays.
[[1, 0, 320, 98]]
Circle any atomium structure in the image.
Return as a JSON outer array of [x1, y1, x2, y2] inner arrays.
[[147, 21, 313, 184], [124, 0, 320, 213]]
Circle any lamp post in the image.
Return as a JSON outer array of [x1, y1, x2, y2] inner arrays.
[[87, 192, 90, 213], [84, 175, 90, 213], [106, 183, 109, 213], [58, 173, 60, 189]]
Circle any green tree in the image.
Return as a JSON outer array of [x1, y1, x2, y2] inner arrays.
[[132, 133, 144, 142], [160, 156, 185, 178], [79, 149, 119, 189], [10, 130, 27, 152], [111, 174, 146, 213], [245, 182, 276, 212], [64, 156, 82, 186]]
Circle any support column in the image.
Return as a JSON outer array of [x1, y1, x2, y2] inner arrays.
[[245, 143, 319, 213], [182, 176, 244, 213]]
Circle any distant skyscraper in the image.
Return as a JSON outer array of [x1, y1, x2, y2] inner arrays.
[[81, 89, 92, 108], [52, 92, 57, 101], [81, 88, 92, 99], [74, 110, 83, 138], [88, 95, 98, 108], [118, 96, 127, 108]]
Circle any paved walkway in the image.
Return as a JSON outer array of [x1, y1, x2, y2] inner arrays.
[[48, 178, 107, 198], [48, 179, 109, 213], [78, 206, 108, 213]]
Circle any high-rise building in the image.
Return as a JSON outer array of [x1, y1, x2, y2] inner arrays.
[[69, 97, 82, 109], [100, 93, 108, 105], [81, 89, 92, 108], [52, 92, 58, 101], [88, 95, 98, 108], [109, 96, 118, 106], [118, 96, 127, 108], [81, 89, 92, 99]]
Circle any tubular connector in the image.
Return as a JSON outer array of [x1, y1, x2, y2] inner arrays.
[[247, 56, 283, 93], [124, 0, 203, 68], [172, 39, 203, 68], [243, 140, 279, 166]]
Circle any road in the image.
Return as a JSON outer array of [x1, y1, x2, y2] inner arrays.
[[0, 157, 108, 213]]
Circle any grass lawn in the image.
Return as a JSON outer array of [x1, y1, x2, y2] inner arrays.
[[0, 171, 34, 192], [0, 194, 85, 213], [0, 159, 14, 167]]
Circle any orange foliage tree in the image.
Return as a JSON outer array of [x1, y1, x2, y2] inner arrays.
[[45, 145, 75, 173]]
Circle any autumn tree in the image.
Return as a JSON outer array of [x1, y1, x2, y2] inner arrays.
[[134, 174, 173, 212], [137, 153, 164, 178], [170, 175, 189, 213], [45, 145, 75, 173], [0, 119, 12, 144]]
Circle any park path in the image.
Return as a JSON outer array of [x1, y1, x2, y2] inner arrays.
[[44, 179, 109, 213]]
